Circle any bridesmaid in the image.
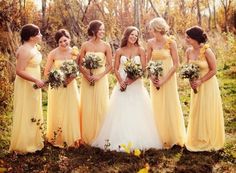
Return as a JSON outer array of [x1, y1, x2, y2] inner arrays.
[[44, 29, 81, 148], [9, 24, 44, 153], [79, 20, 112, 144], [147, 17, 186, 148], [185, 26, 225, 151]]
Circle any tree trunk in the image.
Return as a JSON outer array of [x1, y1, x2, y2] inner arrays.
[[207, 0, 211, 30], [134, 0, 140, 29], [148, 0, 160, 17], [196, 0, 201, 26], [213, 0, 216, 29], [41, 0, 47, 34]]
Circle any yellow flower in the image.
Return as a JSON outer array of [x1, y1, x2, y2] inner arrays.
[[134, 148, 141, 157], [71, 46, 79, 56], [137, 163, 150, 173], [35, 44, 41, 51], [120, 142, 133, 154], [199, 44, 210, 59]]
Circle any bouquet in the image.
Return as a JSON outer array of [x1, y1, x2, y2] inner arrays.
[[33, 69, 65, 89], [121, 59, 143, 91], [179, 63, 200, 94], [60, 60, 79, 87], [82, 54, 102, 86], [147, 60, 163, 90]]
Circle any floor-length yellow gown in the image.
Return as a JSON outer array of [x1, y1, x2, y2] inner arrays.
[[46, 59, 81, 148], [80, 52, 109, 144], [150, 38, 186, 148], [186, 46, 225, 151], [9, 50, 44, 153]]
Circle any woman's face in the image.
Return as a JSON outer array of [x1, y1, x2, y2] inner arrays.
[[185, 34, 195, 45], [58, 36, 70, 49], [149, 27, 161, 37], [128, 30, 138, 44], [96, 24, 105, 39]]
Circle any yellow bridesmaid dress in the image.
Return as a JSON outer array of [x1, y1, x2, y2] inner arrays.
[[9, 49, 44, 153], [46, 59, 81, 148], [186, 45, 225, 151], [150, 38, 186, 148], [80, 52, 109, 144]]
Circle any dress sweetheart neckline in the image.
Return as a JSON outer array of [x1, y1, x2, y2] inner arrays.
[[120, 55, 140, 60], [86, 51, 105, 55]]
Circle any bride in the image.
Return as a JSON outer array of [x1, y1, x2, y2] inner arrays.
[[92, 26, 162, 151]]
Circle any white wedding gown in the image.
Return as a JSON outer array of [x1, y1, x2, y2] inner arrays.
[[92, 56, 163, 151]]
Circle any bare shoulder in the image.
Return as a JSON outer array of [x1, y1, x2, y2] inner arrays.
[[138, 46, 145, 53], [186, 47, 192, 54], [147, 38, 155, 45], [115, 48, 123, 56], [16, 46, 31, 60], [102, 41, 111, 49]]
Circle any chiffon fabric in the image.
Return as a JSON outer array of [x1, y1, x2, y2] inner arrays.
[[186, 46, 225, 151], [46, 59, 81, 148], [9, 49, 44, 153], [92, 56, 163, 151], [80, 52, 109, 144], [150, 38, 186, 148]]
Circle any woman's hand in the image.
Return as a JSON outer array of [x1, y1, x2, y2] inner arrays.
[[190, 79, 202, 90], [125, 77, 135, 86], [156, 78, 166, 88], [34, 79, 44, 88], [120, 80, 127, 91], [65, 76, 75, 86], [90, 74, 101, 84]]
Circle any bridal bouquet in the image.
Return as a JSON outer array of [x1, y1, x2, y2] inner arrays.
[[82, 54, 102, 86], [119, 59, 143, 92], [33, 69, 65, 89], [147, 60, 163, 90], [179, 63, 200, 94], [124, 59, 143, 80]]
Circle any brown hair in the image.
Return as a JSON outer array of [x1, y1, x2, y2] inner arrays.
[[120, 26, 140, 48], [55, 29, 71, 44], [87, 20, 103, 37], [186, 26, 208, 44], [20, 24, 40, 44]]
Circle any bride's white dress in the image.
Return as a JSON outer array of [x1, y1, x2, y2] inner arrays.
[[92, 56, 163, 151]]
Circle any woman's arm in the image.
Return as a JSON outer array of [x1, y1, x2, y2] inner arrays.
[[44, 50, 54, 76], [78, 43, 91, 81], [16, 48, 44, 88], [146, 40, 153, 63], [95, 43, 112, 79], [191, 48, 216, 89]]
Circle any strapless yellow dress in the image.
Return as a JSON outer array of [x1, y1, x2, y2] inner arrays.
[[9, 50, 44, 153], [150, 39, 186, 148], [46, 59, 81, 148], [80, 52, 109, 144], [186, 53, 225, 151]]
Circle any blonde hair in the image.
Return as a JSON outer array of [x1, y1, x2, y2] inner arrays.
[[149, 17, 169, 34]]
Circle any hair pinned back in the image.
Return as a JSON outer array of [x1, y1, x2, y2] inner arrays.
[[55, 29, 71, 44], [149, 17, 169, 35], [186, 26, 208, 44]]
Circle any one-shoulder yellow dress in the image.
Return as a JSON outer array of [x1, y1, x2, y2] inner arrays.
[[9, 50, 44, 153], [150, 38, 186, 148], [46, 59, 81, 148], [80, 52, 109, 144], [186, 46, 225, 151]]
